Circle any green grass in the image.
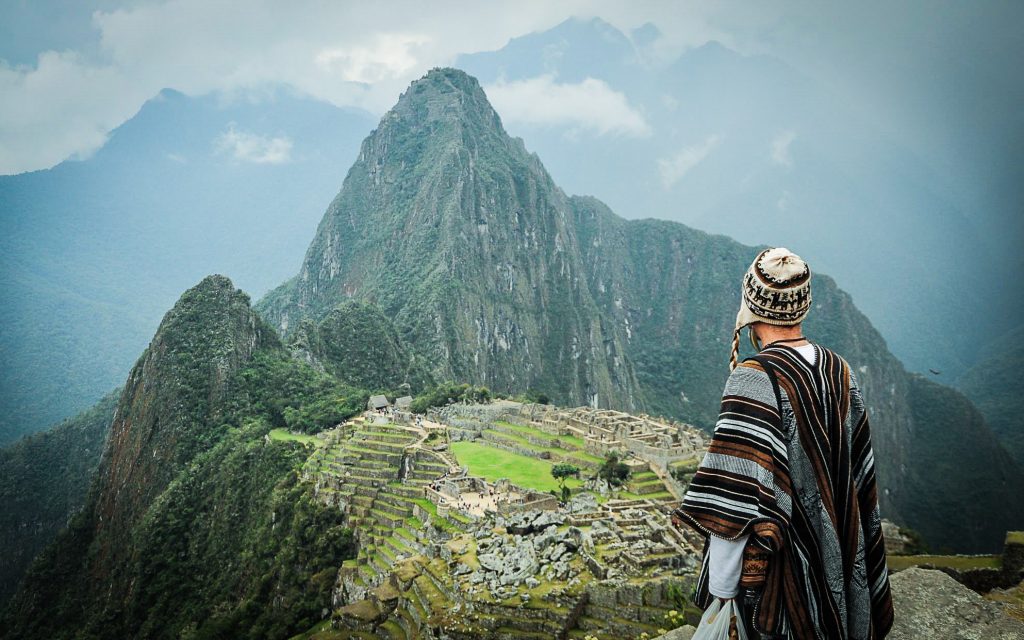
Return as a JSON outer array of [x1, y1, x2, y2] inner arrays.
[[494, 420, 587, 448], [886, 554, 1001, 571], [267, 428, 321, 445], [450, 441, 585, 493], [483, 429, 603, 466]]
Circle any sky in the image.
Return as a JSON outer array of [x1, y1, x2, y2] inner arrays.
[[1, 0, 1022, 200]]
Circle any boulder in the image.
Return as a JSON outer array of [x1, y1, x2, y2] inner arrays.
[[568, 491, 600, 513], [888, 567, 1024, 639]]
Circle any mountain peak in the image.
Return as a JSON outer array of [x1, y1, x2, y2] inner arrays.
[[386, 67, 503, 133]]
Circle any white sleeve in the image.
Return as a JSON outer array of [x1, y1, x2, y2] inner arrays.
[[708, 533, 748, 598]]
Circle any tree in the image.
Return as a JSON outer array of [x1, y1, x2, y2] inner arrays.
[[597, 451, 631, 487], [551, 463, 580, 494]]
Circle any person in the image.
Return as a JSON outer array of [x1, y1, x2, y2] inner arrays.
[[674, 247, 894, 639]]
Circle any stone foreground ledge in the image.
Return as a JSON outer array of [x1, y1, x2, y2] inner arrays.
[[655, 567, 1024, 640], [888, 567, 1024, 639]]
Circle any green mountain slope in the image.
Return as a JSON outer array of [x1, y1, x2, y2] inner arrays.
[[255, 67, 1023, 552], [1, 275, 363, 638], [0, 388, 118, 608], [287, 300, 434, 392]]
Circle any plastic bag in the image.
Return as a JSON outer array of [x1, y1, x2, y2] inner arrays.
[[691, 597, 749, 640]]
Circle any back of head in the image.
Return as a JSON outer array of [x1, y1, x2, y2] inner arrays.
[[731, 247, 813, 370]]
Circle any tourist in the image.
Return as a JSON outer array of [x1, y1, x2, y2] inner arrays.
[[674, 248, 894, 639]]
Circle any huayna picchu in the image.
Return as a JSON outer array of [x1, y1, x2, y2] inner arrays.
[[2, 68, 1022, 639]]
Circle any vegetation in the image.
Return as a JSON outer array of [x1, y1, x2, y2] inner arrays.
[[596, 451, 631, 487], [512, 389, 550, 405], [886, 554, 1001, 572], [902, 373, 1024, 553], [267, 428, 322, 445], [130, 429, 355, 639], [287, 301, 434, 393], [226, 349, 367, 434], [956, 323, 1024, 467], [410, 382, 491, 414], [0, 388, 119, 609], [1, 278, 366, 639], [551, 463, 580, 501], [551, 463, 580, 487]]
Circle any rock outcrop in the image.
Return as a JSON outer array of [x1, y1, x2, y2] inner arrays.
[[656, 567, 1024, 639], [888, 567, 1024, 639]]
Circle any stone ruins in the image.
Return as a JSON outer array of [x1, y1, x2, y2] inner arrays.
[[295, 399, 712, 639]]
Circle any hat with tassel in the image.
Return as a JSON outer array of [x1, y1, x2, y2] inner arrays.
[[730, 247, 812, 370]]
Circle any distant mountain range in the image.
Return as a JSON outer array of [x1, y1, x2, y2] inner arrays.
[[3, 17, 1017, 449]]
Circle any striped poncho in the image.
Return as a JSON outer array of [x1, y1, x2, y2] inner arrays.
[[677, 344, 894, 639]]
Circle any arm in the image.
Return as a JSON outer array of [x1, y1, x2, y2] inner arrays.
[[708, 533, 748, 599]]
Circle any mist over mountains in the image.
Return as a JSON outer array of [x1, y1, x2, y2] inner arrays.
[[2, 17, 1018, 450], [457, 17, 1020, 376], [0, 87, 374, 443]]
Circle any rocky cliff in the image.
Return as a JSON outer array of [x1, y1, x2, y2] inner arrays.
[[255, 68, 1023, 553]]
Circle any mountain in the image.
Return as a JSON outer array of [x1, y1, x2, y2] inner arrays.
[[0, 275, 365, 638], [286, 300, 435, 392], [957, 323, 1024, 468], [256, 68, 643, 411], [0, 388, 118, 608], [0, 87, 376, 445], [456, 17, 1021, 379], [256, 67, 1023, 552]]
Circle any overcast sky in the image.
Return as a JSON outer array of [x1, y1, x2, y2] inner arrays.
[[1, 0, 1021, 194]]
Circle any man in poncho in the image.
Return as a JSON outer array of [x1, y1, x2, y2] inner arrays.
[[674, 247, 894, 639]]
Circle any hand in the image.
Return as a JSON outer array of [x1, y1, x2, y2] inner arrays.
[[670, 512, 684, 530]]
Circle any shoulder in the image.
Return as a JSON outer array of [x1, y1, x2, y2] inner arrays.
[[724, 360, 777, 406]]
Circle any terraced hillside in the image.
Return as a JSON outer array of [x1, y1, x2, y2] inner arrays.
[[289, 407, 704, 640]]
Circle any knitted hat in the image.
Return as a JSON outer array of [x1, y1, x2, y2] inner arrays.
[[730, 247, 812, 370]]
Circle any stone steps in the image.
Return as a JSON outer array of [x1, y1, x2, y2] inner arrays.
[[394, 606, 419, 639], [375, 498, 412, 519], [369, 507, 406, 529], [388, 484, 426, 499], [344, 465, 396, 479], [353, 430, 416, 444], [355, 438, 410, 453], [382, 534, 414, 560], [378, 491, 419, 512]]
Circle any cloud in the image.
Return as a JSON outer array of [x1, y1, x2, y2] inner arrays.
[[0, 1, 758, 174], [484, 75, 650, 137], [771, 130, 796, 167], [657, 134, 720, 188], [315, 34, 430, 84], [0, 50, 148, 173], [214, 124, 292, 164]]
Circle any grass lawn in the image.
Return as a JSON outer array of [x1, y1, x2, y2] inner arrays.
[[451, 441, 585, 493], [267, 428, 321, 445]]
